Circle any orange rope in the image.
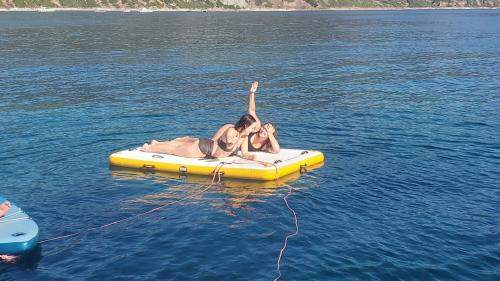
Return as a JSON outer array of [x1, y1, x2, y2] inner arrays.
[[273, 183, 299, 281], [40, 162, 226, 244]]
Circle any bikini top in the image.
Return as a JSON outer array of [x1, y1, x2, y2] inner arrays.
[[248, 133, 264, 152], [217, 138, 235, 153]]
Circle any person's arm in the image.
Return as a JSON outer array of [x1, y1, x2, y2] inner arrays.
[[264, 124, 280, 154], [235, 139, 274, 167], [211, 124, 233, 141], [248, 81, 261, 131], [239, 136, 256, 160]]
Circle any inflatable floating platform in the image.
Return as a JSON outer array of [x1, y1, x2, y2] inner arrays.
[[0, 204, 39, 254], [109, 148, 324, 181]]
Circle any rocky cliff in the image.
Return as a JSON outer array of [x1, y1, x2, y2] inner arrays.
[[1, 0, 499, 9]]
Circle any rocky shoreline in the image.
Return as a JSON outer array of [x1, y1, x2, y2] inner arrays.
[[1, 0, 499, 11], [0, 6, 498, 12]]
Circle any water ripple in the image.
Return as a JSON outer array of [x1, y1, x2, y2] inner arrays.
[[1, 9, 500, 281]]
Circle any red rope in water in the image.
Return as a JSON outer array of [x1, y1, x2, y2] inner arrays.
[[22, 161, 302, 280], [273, 183, 299, 281], [39, 162, 226, 244]]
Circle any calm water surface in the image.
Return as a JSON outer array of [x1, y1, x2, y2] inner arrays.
[[0, 10, 499, 280]]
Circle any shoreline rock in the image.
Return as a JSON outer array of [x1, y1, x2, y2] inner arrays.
[[0, 0, 499, 11], [0, 6, 498, 12]]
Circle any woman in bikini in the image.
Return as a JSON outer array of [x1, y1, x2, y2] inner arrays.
[[244, 81, 280, 154], [140, 114, 258, 159]]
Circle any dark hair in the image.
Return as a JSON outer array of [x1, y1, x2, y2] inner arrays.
[[234, 114, 256, 132], [262, 122, 278, 149]]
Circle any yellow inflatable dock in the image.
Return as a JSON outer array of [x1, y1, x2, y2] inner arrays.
[[109, 148, 324, 181]]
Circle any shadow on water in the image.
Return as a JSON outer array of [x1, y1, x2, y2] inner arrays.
[[21, 164, 323, 264], [109, 163, 324, 212]]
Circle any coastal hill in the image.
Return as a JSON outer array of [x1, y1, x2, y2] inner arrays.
[[1, 0, 499, 9]]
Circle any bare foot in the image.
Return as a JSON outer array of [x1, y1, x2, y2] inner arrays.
[[249, 81, 259, 94], [140, 143, 150, 152], [151, 140, 158, 145]]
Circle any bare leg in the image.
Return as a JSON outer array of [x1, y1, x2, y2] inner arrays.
[[174, 137, 197, 142], [168, 141, 206, 158], [142, 139, 205, 158], [140, 143, 150, 152], [141, 140, 172, 152]]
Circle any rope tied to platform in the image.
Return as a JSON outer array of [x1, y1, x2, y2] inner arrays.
[[39, 162, 226, 244]]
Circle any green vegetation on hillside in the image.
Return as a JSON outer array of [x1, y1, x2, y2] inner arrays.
[[2, 0, 500, 9]]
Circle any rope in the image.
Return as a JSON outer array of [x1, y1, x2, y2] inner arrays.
[[39, 162, 226, 244], [24, 160, 304, 279], [273, 183, 299, 281]]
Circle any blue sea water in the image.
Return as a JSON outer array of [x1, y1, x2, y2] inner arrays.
[[0, 9, 499, 280]]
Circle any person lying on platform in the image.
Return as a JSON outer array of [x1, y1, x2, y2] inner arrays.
[[246, 81, 280, 154], [140, 114, 259, 160]]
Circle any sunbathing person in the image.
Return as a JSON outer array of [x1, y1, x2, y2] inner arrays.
[[246, 81, 280, 154], [141, 114, 258, 159]]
